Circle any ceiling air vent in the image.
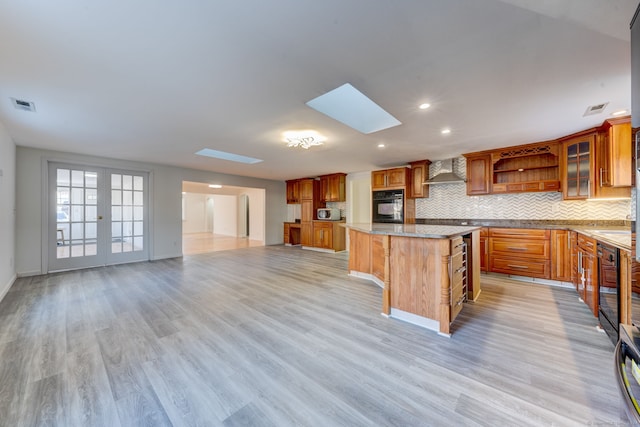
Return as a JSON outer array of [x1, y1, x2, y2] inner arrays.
[[11, 98, 36, 112], [583, 102, 608, 116]]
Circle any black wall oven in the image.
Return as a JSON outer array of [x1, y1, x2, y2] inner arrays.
[[372, 189, 404, 223], [598, 242, 620, 345]]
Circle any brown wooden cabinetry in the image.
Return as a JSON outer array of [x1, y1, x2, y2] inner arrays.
[[560, 119, 632, 200], [463, 154, 491, 195], [576, 233, 597, 317], [550, 230, 572, 282], [286, 179, 300, 204], [372, 167, 409, 190], [598, 117, 632, 188], [408, 160, 431, 198], [299, 178, 323, 246], [319, 173, 346, 202], [593, 117, 632, 199], [479, 227, 488, 272], [312, 221, 345, 251], [464, 142, 560, 196], [348, 229, 371, 274], [488, 228, 550, 279], [450, 236, 467, 322], [283, 222, 301, 245], [490, 141, 560, 194], [561, 133, 594, 200]]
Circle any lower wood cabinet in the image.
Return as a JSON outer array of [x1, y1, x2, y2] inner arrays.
[[488, 228, 550, 279], [311, 221, 345, 252], [479, 228, 488, 272], [550, 229, 572, 282], [577, 233, 598, 317]]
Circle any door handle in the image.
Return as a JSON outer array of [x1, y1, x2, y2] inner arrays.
[[98, 215, 103, 220]]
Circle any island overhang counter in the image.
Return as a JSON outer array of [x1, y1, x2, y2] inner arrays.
[[343, 223, 481, 336]]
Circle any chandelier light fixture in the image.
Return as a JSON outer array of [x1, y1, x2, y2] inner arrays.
[[283, 130, 326, 149]]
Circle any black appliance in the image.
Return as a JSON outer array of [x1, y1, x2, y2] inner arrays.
[[372, 189, 404, 223], [598, 242, 620, 345], [634, 1, 640, 257], [615, 324, 640, 425]]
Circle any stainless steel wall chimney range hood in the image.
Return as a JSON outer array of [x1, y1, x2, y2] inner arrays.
[[424, 159, 466, 185]]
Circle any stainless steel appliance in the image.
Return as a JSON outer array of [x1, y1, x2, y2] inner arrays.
[[615, 324, 640, 425], [598, 242, 619, 345], [617, 7, 640, 425], [372, 189, 404, 223], [634, 2, 640, 256], [317, 208, 340, 220]]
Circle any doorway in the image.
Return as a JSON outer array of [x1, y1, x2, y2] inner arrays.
[[48, 162, 149, 272], [181, 181, 265, 255]]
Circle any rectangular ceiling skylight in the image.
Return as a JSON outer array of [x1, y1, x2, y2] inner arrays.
[[306, 83, 401, 134], [195, 148, 263, 164]]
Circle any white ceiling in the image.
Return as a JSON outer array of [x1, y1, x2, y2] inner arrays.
[[0, 0, 637, 181]]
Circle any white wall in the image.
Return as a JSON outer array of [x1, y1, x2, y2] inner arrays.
[[347, 171, 371, 223], [182, 192, 209, 234], [212, 195, 237, 236], [15, 147, 286, 276], [0, 121, 16, 300], [241, 187, 265, 242]]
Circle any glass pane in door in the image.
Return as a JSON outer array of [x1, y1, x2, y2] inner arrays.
[[110, 173, 144, 254], [56, 169, 99, 259]]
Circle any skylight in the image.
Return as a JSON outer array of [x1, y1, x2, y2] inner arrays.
[[305, 83, 401, 134], [195, 148, 263, 164]]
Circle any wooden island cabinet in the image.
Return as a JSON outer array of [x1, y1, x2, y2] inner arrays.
[[345, 223, 481, 336]]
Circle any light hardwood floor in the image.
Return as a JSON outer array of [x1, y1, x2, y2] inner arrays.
[[182, 232, 264, 255], [0, 245, 629, 426]]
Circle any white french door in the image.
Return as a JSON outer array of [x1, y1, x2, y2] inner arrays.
[[48, 162, 149, 272]]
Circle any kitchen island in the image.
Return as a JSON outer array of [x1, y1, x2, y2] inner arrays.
[[345, 223, 481, 336]]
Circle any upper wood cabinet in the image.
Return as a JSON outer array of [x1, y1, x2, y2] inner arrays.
[[598, 116, 632, 188], [559, 122, 631, 200], [408, 160, 431, 198], [463, 154, 491, 195], [464, 142, 560, 196], [372, 167, 409, 190], [319, 173, 346, 202], [299, 178, 317, 200], [490, 142, 560, 194], [286, 179, 300, 204], [560, 133, 594, 200]]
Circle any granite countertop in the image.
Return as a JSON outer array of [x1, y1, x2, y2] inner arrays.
[[415, 218, 633, 251], [343, 222, 481, 239], [571, 227, 632, 251]]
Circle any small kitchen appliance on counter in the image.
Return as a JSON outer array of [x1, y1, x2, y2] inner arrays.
[[317, 208, 341, 220]]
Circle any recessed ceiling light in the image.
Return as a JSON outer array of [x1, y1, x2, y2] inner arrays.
[[441, 128, 451, 135], [611, 109, 628, 116], [306, 83, 401, 134], [208, 184, 222, 189], [419, 103, 431, 110], [377, 143, 385, 148], [195, 148, 263, 164]]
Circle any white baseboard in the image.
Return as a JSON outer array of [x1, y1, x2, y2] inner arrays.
[[17, 270, 42, 278], [152, 253, 183, 261], [348, 271, 384, 288], [390, 308, 440, 333], [0, 273, 16, 304]]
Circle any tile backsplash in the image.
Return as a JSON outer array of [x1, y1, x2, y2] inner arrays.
[[415, 157, 634, 221]]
